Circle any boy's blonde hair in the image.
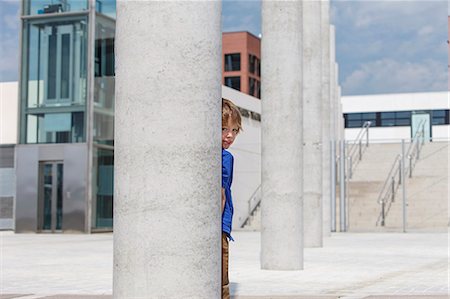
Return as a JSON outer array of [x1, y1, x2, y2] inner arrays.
[[222, 98, 242, 133]]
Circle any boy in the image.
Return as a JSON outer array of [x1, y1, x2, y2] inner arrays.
[[221, 98, 242, 299]]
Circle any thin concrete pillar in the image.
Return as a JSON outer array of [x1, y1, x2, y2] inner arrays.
[[303, 0, 323, 248], [261, 0, 303, 270], [329, 25, 336, 144], [114, 2, 222, 298], [338, 85, 344, 141], [334, 63, 339, 141], [321, 0, 331, 238]]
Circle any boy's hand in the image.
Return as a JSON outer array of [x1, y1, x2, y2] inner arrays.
[[221, 188, 226, 213]]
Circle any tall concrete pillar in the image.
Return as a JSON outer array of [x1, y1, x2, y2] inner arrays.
[[329, 25, 336, 144], [303, 0, 323, 248], [114, 2, 222, 298], [261, 0, 303, 270], [338, 86, 344, 141], [321, 0, 331, 238], [335, 63, 341, 141]]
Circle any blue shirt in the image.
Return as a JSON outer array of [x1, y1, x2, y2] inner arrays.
[[222, 149, 234, 241]]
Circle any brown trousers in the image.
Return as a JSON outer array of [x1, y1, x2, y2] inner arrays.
[[222, 232, 230, 299]]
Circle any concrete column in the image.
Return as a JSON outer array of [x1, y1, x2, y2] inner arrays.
[[114, 2, 222, 298], [321, 0, 331, 238], [338, 85, 344, 141], [261, 0, 303, 270], [329, 25, 336, 144], [335, 63, 341, 141], [303, 0, 323, 248]]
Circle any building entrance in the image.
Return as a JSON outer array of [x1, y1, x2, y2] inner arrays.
[[411, 113, 431, 141], [38, 161, 64, 232]]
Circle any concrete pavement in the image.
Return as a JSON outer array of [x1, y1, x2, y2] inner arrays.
[[0, 231, 448, 298]]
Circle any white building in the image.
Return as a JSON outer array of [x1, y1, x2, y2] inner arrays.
[[342, 91, 449, 143]]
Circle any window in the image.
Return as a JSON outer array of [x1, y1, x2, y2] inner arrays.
[[256, 58, 261, 76], [249, 77, 256, 96], [432, 110, 449, 125], [224, 53, 240, 72], [257, 80, 261, 99], [344, 112, 376, 128], [225, 76, 240, 91], [94, 15, 115, 146], [380, 111, 411, 127], [26, 112, 85, 143], [248, 54, 260, 75], [96, 0, 116, 18], [249, 54, 255, 73]]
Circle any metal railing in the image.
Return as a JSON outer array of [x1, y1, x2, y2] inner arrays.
[[240, 184, 262, 228], [347, 121, 371, 179], [376, 120, 426, 227]]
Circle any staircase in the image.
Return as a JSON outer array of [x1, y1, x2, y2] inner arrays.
[[240, 205, 261, 231], [347, 141, 449, 231]]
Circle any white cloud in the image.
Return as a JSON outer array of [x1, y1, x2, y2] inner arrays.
[[333, 0, 446, 94], [342, 58, 447, 95], [417, 25, 434, 36]]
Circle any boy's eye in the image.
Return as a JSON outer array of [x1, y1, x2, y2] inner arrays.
[[232, 129, 238, 133]]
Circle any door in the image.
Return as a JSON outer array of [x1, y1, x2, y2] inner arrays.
[[38, 162, 64, 232], [411, 113, 431, 142]]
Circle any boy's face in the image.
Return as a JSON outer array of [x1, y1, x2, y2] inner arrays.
[[222, 117, 239, 149]]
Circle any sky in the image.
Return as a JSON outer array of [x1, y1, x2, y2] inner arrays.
[[0, 0, 448, 96]]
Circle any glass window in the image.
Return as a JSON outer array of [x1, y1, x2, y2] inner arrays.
[[381, 112, 395, 119], [93, 147, 114, 229], [432, 110, 448, 125], [249, 54, 256, 74], [26, 112, 85, 143], [249, 77, 256, 96], [345, 112, 376, 128], [347, 113, 362, 120], [395, 118, 410, 126], [95, 0, 116, 19], [432, 110, 446, 117], [347, 120, 363, 128], [363, 113, 376, 120], [25, 18, 88, 108], [396, 111, 411, 119], [256, 58, 261, 76], [25, 0, 88, 15], [381, 118, 395, 127], [256, 80, 261, 99], [225, 76, 240, 91], [94, 15, 115, 146], [224, 53, 240, 72]]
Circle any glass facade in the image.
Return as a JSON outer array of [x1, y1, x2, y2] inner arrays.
[[92, 13, 115, 230], [94, 14, 115, 146], [19, 0, 116, 232], [23, 17, 88, 143], [25, 0, 88, 15]]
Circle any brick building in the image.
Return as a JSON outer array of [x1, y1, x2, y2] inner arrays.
[[222, 31, 261, 98]]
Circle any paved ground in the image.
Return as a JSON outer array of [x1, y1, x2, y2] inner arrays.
[[0, 231, 448, 298]]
